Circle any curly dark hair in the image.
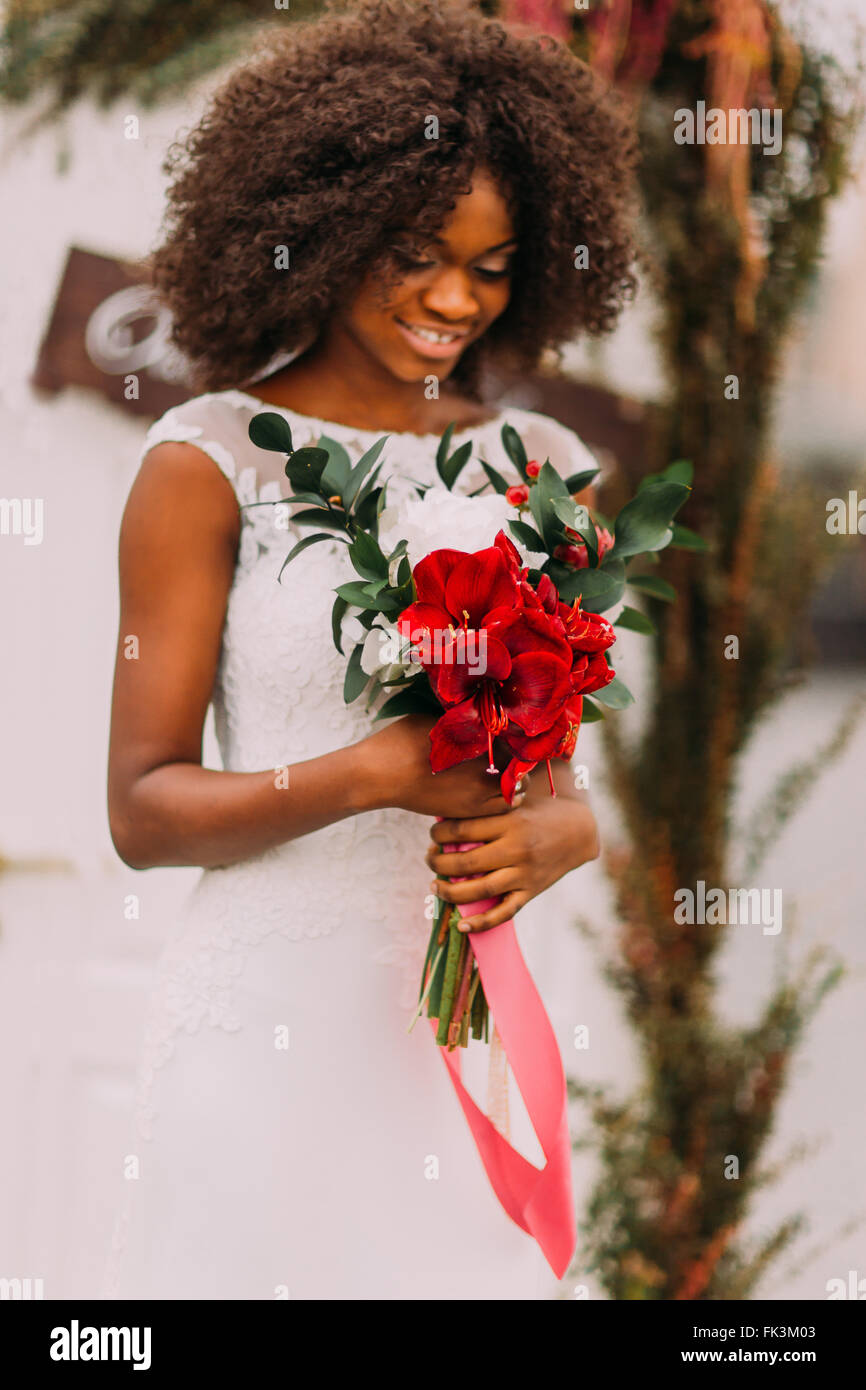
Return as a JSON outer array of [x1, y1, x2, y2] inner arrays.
[[150, 0, 638, 396]]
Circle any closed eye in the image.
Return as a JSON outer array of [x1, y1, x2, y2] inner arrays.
[[387, 246, 514, 279], [474, 263, 512, 281]]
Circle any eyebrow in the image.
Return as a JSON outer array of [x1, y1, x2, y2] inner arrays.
[[428, 236, 518, 254]]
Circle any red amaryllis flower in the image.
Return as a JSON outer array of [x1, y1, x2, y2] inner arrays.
[[493, 529, 522, 575], [499, 693, 585, 799], [501, 757, 536, 804], [397, 545, 520, 657], [486, 606, 573, 666], [429, 637, 573, 774], [394, 535, 617, 804], [557, 602, 616, 655], [571, 649, 616, 695]]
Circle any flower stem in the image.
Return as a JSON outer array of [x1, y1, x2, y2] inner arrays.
[[407, 940, 445, 1033], [447, 941, 476, 1049], [435, 911, 465, 1046]]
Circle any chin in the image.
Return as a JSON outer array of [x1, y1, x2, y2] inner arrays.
[[382, 346, 464, 384]]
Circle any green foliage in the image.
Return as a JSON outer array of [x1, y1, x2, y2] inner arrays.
[[0, 1, 322, 122]]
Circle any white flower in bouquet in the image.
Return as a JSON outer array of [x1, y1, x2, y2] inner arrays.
[[378, 487, 545, 570], [359, 614, 419, 682]]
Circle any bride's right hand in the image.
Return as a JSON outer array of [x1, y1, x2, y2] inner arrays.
[[356, 714, 524, 820]]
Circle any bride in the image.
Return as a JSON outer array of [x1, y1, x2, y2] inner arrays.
[[104, 0, 636, 1299]]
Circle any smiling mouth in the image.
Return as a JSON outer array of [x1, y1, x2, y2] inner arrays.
[[394, 318, 473, 353]]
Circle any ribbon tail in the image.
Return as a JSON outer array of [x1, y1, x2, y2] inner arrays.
[[429, 835, 577, 1279], [486, 1026, 510, 1139]]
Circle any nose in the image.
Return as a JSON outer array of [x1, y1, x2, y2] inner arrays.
[[420, 267, 480, 324]]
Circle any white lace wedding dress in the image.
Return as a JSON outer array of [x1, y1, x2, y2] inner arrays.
[[101, 389, 597, 1301]]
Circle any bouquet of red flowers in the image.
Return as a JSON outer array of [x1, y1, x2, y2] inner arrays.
[[397, 530, 616, 1046]]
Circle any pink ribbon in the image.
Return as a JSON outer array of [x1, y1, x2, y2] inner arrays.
[[430, 838, 576, 1278]]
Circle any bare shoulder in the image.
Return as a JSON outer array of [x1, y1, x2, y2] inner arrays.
[[121, 440, 240, 553]]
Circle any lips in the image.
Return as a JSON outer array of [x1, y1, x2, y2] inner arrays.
[[394, 317, 472, 359]]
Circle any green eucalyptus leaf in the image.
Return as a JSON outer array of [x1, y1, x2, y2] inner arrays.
[[344, 437, 389, 510], [638, 458, 693, 491], [285, 490, 330, 507], [501, 423, 529, 480], [558, 559, 625, 612], [291, 446, 329, 471], [508, 519, 546, 552], [592, 675, 635, 709], [440, 440, 473, 491], [436, 423, 456, 474], [349, 529, 389, 581], [335, 580, 380, 607], [551, 496, 591, 531], [610, 481, 689, 560], [615, 605, 656, 635], [373, 686, 440, 720], [335, 581, 397, 614], [564, 467, 600, 494], [276, 532, 332, 583], [662, 459, 693, 486], [289, 508, 348, 531], [318, 435, 353, 497], [343, 644, 369, 704], [627, 572, 677, 602], [351, 460, 386, 511], [285, 455, 327, 492], [353, 485, 383, 530], [248, 411, 294, 454], [480, 461, 509, 495], [579, 696, 604, 723], [331, 595, 349, 654], [536, 460, 571, 500], [670, 523, 709, 552]]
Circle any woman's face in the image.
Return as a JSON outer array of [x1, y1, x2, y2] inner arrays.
[[333, 169, 516, 383]]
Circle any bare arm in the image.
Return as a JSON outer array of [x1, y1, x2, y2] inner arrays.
[[107, 442, 520, 871]]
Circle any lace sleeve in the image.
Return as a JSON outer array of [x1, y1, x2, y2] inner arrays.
[[138, 398, 240, 492]]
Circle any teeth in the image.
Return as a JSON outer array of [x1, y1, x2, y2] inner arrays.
[[402, 322, 461, 344]]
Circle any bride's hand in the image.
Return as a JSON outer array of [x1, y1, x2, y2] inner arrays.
[[356, 714, 525, 820], [425, 773, 599, 931]]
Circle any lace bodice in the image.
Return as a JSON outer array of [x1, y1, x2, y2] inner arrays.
[[128, 389, 597, 1135]]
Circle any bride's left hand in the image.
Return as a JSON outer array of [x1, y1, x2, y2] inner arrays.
[[425, 769, 599, 932]]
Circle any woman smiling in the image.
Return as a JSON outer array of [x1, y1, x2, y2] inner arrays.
[[104, 0, 637, 1300]]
